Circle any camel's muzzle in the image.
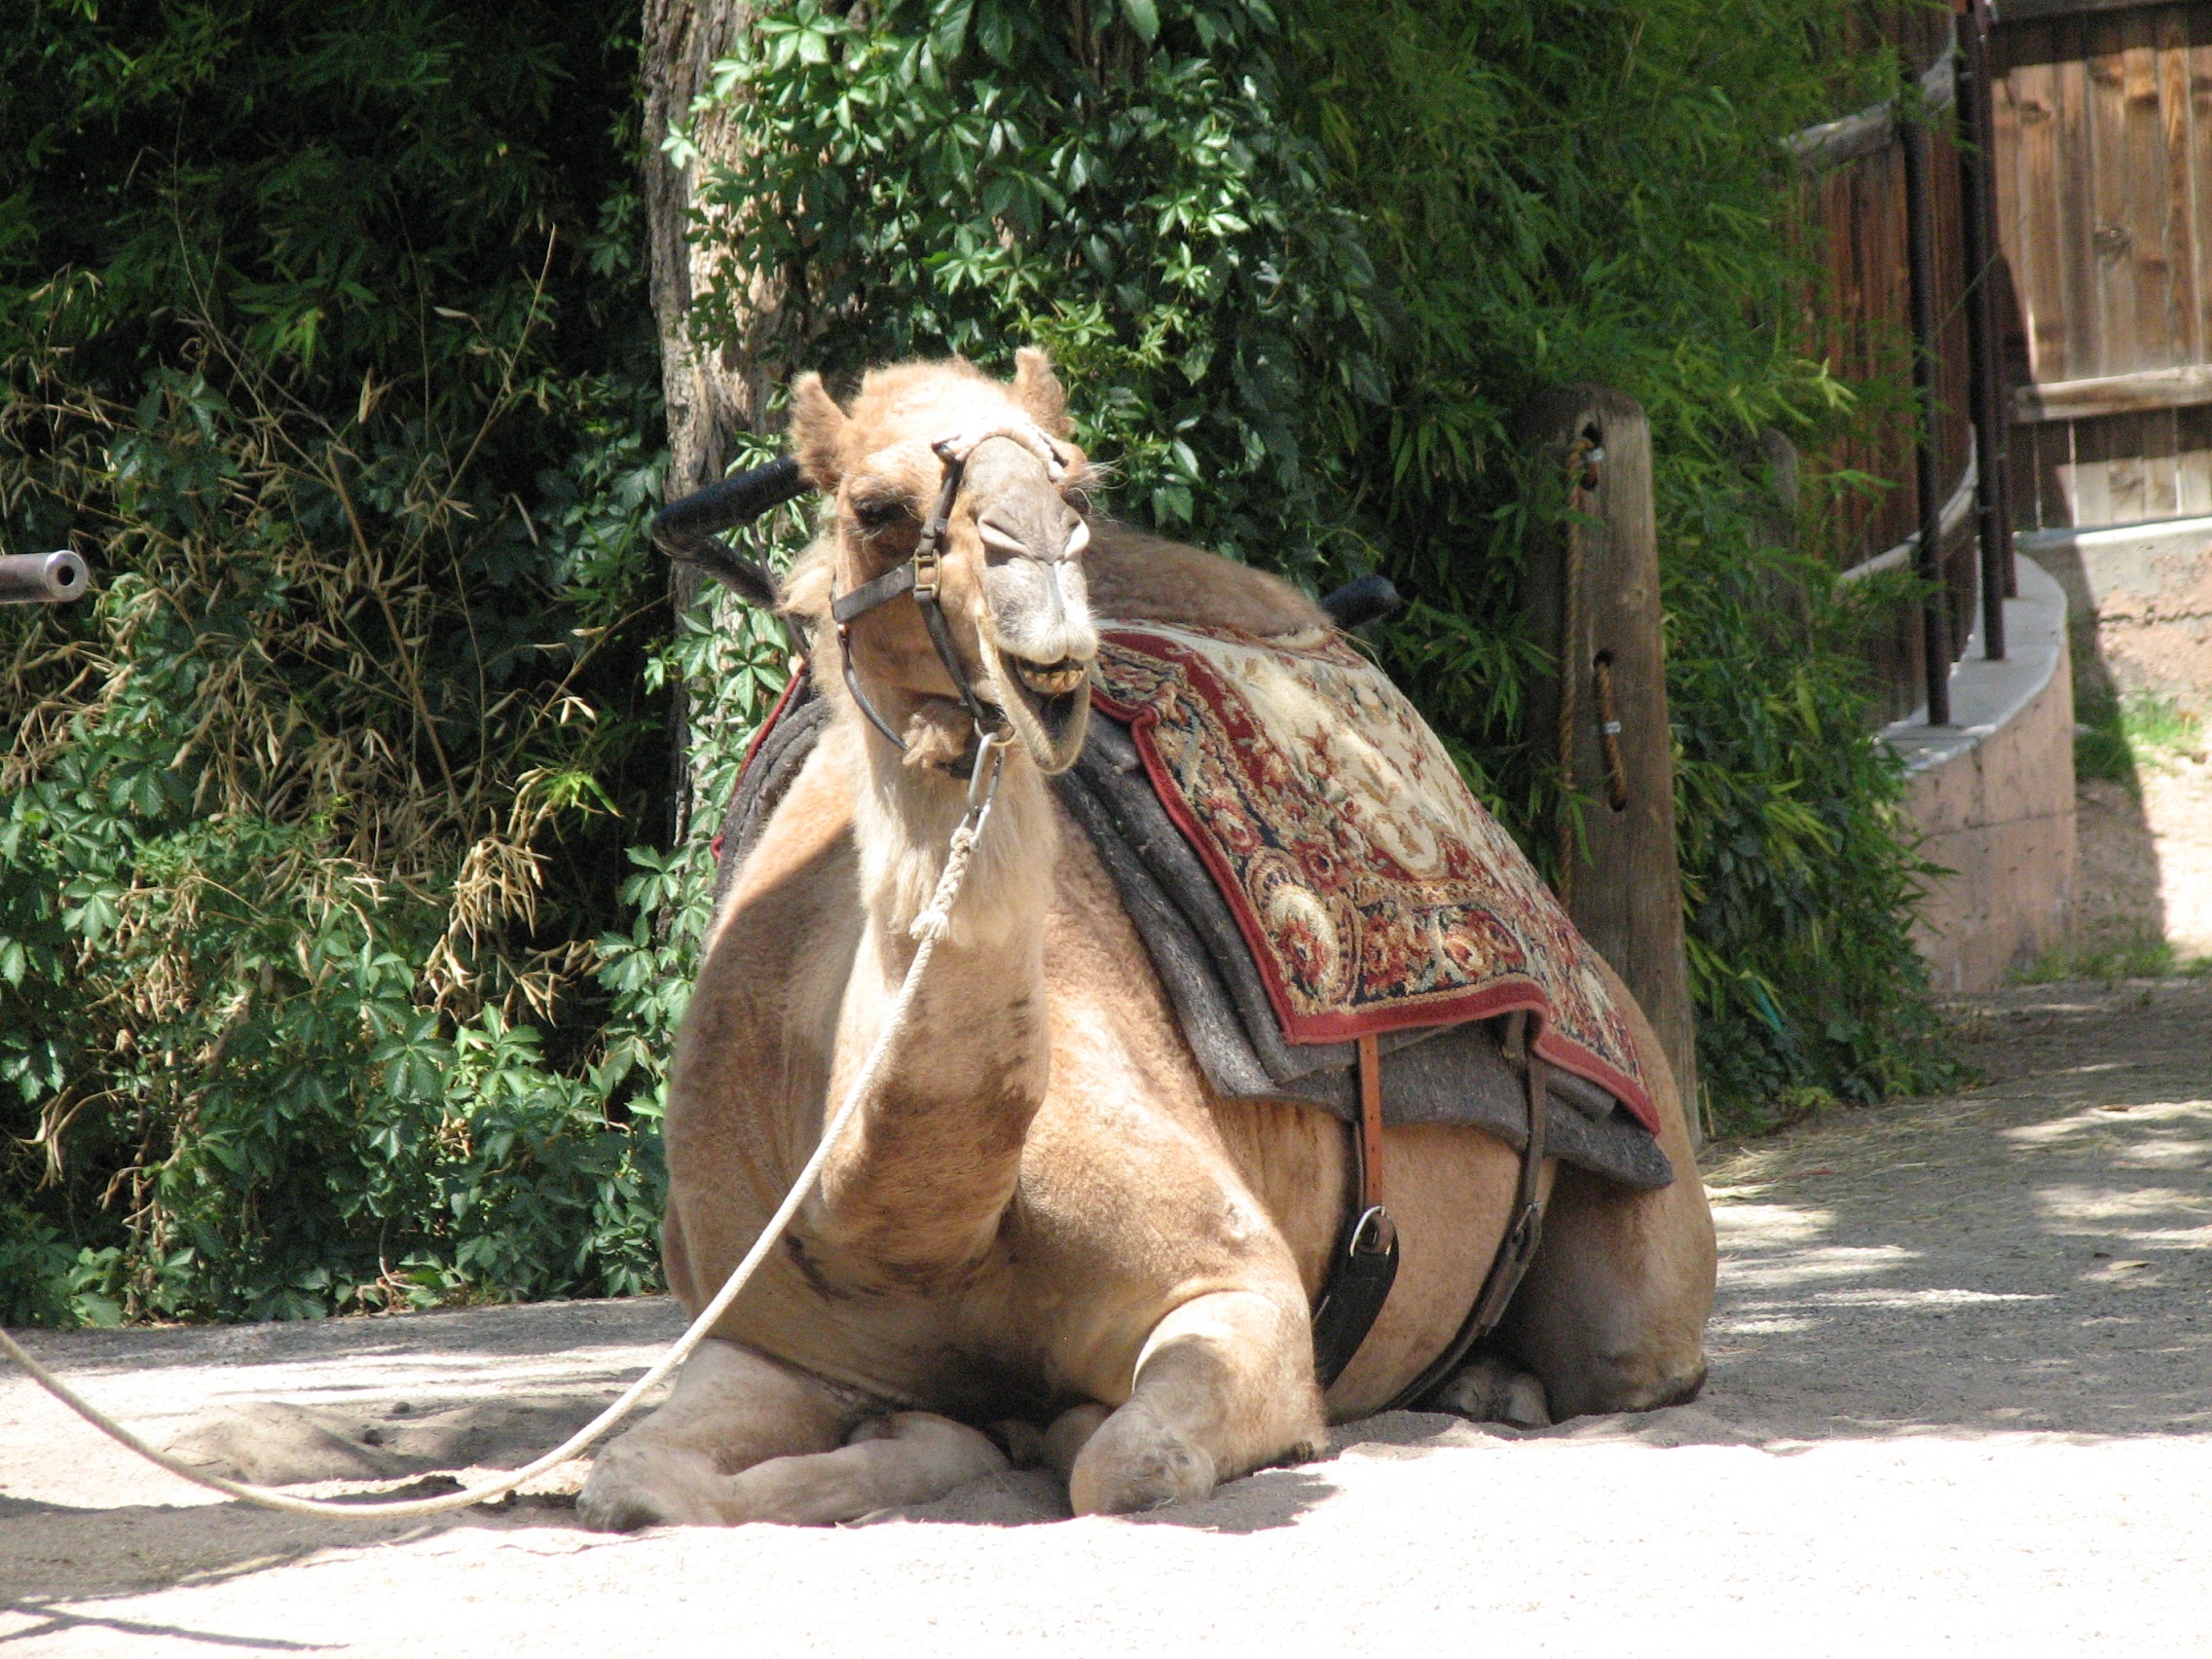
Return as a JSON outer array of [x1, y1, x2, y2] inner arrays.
[[983, 636, 1092, 775]]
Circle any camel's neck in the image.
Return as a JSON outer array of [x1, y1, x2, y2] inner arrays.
[[814, 726, 1059, 1277]]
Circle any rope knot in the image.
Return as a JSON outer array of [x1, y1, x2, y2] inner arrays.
[[909, 820, 981, 941]]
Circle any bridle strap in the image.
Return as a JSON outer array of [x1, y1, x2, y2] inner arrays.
[[829, 560, 917, 627], [829, 449, 1010, 768]]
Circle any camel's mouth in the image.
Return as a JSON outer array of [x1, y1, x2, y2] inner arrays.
[[1012, 657, 1088, 698], [984, 642, 1092, 774]]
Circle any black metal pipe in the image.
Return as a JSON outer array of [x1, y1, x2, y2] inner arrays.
[[652, 456, 808, 545], [1902, 112, 1954, 725], [0, 550, 90, 605], [650, 456, 812, 611], [1957, 0, 2010, 658]]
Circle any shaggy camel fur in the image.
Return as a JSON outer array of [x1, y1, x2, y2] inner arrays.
[[577, 352, 1714, 1529]]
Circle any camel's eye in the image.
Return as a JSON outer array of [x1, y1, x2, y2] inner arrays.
[[852, 493, 908, 533]]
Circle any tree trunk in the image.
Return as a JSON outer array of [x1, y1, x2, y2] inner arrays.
[[641, 0, 779, 843]]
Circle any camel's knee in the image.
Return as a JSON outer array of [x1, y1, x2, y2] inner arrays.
[[1069, 1395, 1216, 1515], [1068, 1289, 1323, 1516]]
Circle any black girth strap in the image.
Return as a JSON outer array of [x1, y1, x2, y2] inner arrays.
[[1375, 1023, 1550, 1411], [1311, 1035, 1399, 1387]]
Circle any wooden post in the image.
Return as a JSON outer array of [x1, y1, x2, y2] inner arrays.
[[1519, 387, 1701, 1144]]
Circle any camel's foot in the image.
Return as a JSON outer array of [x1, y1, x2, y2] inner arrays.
[[1068, 1289, 1324, 1516], [1432, 1354, 1551, 1428], [582, 1411, 1007, 1530]]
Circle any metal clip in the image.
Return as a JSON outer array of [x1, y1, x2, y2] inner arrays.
[[965, 729, 1008, 816]]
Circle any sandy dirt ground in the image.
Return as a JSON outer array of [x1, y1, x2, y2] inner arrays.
[[2074, 759, 2212, 960], [3, 978, 2208, 1657]]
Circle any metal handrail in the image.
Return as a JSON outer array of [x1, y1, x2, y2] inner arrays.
[[0, 551, 90, 606]]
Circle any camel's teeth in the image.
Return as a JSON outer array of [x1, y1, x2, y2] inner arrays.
[[1014, 660, 1087, 696]]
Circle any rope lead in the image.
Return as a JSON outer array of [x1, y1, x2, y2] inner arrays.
[[0, 747, 1011, 1521]]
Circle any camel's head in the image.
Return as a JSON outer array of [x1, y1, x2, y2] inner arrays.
[[789, 350, 1097, 776]]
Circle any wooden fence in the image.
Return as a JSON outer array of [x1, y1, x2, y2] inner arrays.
[[1993, 0, 2212, 530], [1795, 3, 2010, 723]]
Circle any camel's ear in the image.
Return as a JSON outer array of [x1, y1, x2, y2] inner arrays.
[[1011, 347, 1073, 439], [788, 372, 849, 492]]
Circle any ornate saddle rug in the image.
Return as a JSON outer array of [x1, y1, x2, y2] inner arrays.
[[1088, 624, 1657, 1133], [710, 633, 1670, 1190]]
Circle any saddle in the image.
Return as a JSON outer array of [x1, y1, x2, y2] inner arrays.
[[713, 626, 1672, 1401]]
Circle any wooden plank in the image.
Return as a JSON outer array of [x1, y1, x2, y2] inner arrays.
[[2009, 412, 2046, 528], [2026, 416, 2061, 526], [2145, 403, 2182, 514], [2056, 15, 2106, 379], [1935, 122, 1974, 487], [2120, 10, 2173, 371], [2003, 23, 2065, 382], [2158, 7, 2199, 362], [2044, 413, 2079, 522], [2072, 409, 2116, 521], [2109, 412, 2149, 521], [2089, 15, 2138, 375], [2176, 402, 2212, 512], [2191, 4, 2212, 360], [2011, 360, 2212, 418]]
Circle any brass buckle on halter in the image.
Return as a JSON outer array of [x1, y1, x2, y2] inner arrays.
[[911, 544, 940, 604]]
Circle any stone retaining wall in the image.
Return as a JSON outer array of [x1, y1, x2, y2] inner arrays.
[[1886, 557, 2077, 992]]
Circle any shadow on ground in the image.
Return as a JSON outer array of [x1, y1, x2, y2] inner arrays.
[[1700, 978, 2211, 1441]]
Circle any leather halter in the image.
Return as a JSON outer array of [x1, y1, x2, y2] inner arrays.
[[828, 426, 1075, 772]]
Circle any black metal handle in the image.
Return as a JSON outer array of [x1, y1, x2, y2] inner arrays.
[[1320, 572, 1402, 631], [653, 457, 808, 545], [651, 458, 812, 610]]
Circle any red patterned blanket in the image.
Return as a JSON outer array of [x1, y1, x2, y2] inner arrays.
[[1091, 623, 1656, 1132]]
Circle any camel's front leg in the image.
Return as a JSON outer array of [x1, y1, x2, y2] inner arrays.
[[1066, 1289, 1325, 1515], [577, 1338, 858, 1530]]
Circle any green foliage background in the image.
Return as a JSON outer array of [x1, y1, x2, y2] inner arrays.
[[2, 0, 1953, 1326], [0, 0, 681, 1325]]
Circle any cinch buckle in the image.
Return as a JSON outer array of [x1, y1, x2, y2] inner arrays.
[[1347, 1204, 1398, 1258]]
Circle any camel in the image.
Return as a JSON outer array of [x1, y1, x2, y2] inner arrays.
[[576, 350, 1714, 1529]]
